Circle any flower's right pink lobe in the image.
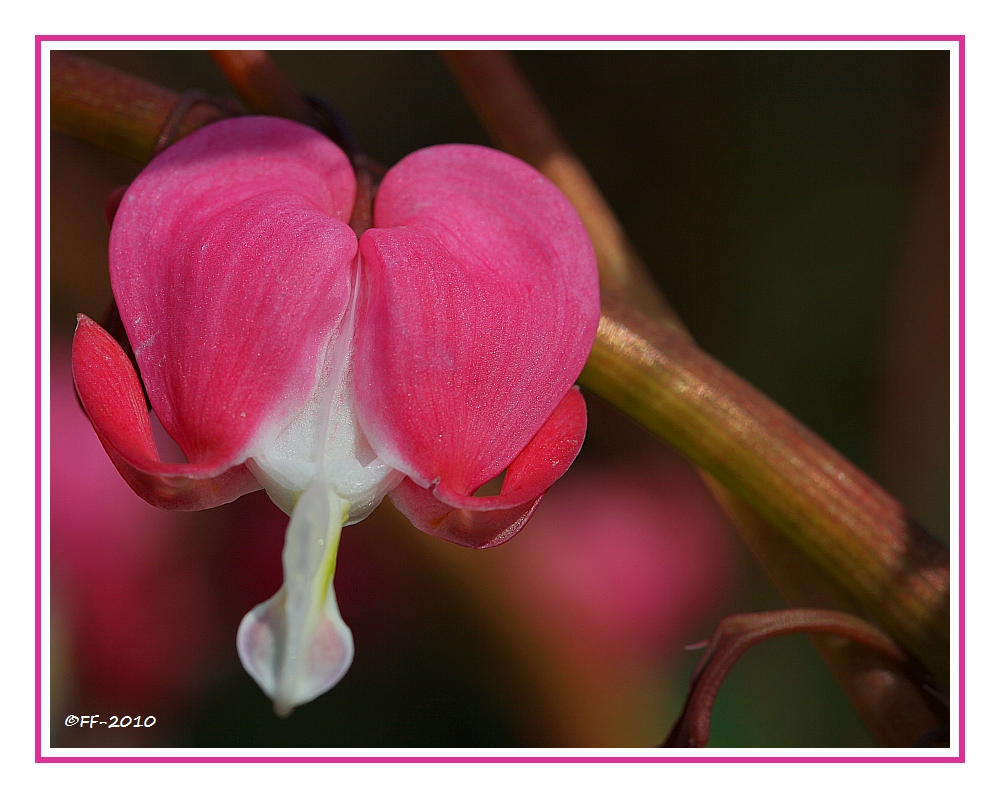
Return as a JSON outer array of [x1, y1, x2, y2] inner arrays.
[[354, 145, 600, 512]]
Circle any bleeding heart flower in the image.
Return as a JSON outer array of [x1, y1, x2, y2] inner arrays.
[[71, 116, 600, 715]]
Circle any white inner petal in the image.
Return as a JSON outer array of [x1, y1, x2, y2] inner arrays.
[[236, 478, 353, 716], [247, 358, 402, 522], [237, 257, 400, 714], [247, 260, 401, 520]]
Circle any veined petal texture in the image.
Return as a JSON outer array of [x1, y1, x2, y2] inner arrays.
[[108, 117, 359, 471], [355, 144, 600, 498]]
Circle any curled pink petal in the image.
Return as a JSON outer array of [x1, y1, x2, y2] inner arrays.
[[109, 116, 359, 467], [388, 387, 588, 548], [72, 315, 261, 510], [355, 144, 599, 504]]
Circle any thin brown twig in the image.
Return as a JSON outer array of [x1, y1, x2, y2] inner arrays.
[[663, 609, 947, 747], [209, 50, 314, 125], [702, 483, 945, 745]]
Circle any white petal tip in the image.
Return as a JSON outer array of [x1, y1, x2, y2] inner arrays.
[[237, 584, 354, 713]]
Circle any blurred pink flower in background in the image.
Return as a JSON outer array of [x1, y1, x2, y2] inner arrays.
[[422, 453, 739, 746], [520, 463, 737, 658]]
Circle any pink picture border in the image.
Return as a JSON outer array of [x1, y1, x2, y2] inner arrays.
[[35, 34, 964, 764]]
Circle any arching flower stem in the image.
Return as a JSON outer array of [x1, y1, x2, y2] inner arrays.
[[662, 608, 948, 748]]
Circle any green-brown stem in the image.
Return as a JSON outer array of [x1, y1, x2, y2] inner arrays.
[[51, 52, 229, 162], [586, 294, 949, 682]]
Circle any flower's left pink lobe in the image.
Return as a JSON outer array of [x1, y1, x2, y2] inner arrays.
[[108, 117, 359, 468]]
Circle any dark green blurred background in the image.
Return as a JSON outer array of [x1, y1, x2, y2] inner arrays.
[[50, 49, 950, 748]]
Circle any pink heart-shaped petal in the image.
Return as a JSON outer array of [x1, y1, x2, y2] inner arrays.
[[354, 145, 599, 503], [107, 116, 359, 468]]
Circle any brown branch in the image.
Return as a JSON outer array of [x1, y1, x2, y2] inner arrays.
[[50, 52, 230, 162], [588, 292, 949, 683], [663, 609, 946, 747]]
